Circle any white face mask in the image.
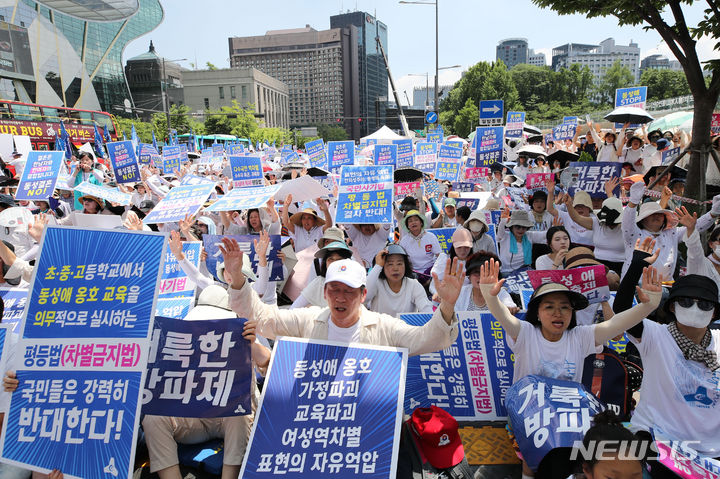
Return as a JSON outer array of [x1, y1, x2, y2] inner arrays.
[[674, 303, 714, 329], [714, 245, 720, 257]]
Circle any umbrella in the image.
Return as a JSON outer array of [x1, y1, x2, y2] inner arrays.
[[488, 162, 515, 176], [679, 117, 693, 132], [523, 124, 542, 136], [394, 167, 423, 183], [604, 106, 654, 125], [306, 167, 331, 177], [517, 145, 547, 158], [446, 135, 468, 145], [648, 111, 693, 132], [547, 150, 579, 169]]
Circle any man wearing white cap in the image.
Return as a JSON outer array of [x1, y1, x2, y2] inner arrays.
[[220, 237, 464, 355]]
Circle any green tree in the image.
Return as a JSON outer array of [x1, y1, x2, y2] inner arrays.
[[204, 101, 259, 138], [452, 98, 479, 138], [595, 60, 635, 105], [316, 124, 348, 142], [206, 62, 218, 71], [533, 0, 720, 205], [150, 104, 203, 142], [640, 68, 691, 101], [114, 117, 155, 143]]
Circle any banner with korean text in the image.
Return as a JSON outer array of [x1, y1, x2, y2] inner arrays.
[[527, 265, 610, 304], [335, 165, 393, 224], [143, 182, 216, 224], [305, 139, 327, 170], [393, 139, 414, 169], [206, 184, 280, 213], [374, 144, 397, 167], [162, 145, 182, 175], [402, 312, 515, 420], [157, 241, 202, 311], [75, 181, 132, 206], [0, 226, 166, 479], [568, 162, 622, 198], [328, 141, 355, 174], [474, 127, 503, 167], [15, 151, 64, 201], [240, 337, 407, 478], [203, 234, 284, 282], [107, 140, 141, 184], [230, 155, 264, 188], [414, 142, 437, 173]]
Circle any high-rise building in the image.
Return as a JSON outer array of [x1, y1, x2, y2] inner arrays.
[[229, 25, 359, 138], [412, 84, 452, 109], [640, 54, 682, 73], [0, 0, 163, 113], [528, 50, 547, 67], [329, 12, 388, 137], [496, 38, 528, 68], [552, 38, 641, 82]]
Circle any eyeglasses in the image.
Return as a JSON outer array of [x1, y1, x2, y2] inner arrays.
[[675, 297, 716, 312]]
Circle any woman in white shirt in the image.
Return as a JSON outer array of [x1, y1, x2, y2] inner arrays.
[[291, 241, 353, 308], [679, 212, 720, 301], [347, 223, 391, 268], [456, 251, 518, 313], [364, 244, 432, 316], [534, 226, 570, 271]]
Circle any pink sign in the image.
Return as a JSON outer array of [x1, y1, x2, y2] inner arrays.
[[656, 441, 720, 479], [526, 173, 554, 191], [394, 181, 421, 200], [465, 167, 490, 181], [527, 265, 609, 304]]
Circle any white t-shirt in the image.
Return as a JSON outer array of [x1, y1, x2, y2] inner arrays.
[[365, 274, 433, 317], [291, 226, 324, 253], [327, 319, 361, 343], [399, 231, 441, 273], [630, 320, 720, 457], [558, 209, 593, 246], [531, 211, 554, 232], [590, 216, 625, 263], [535, 254, 556, 271], [506, 321, 601, 383], [299, 276, 327, 307], [347, 225, 391, 268]]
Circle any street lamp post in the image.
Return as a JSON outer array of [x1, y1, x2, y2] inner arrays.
[[407, 65, 461, 110], [399, 0, 438, 113], [161, 57, 187, 137]]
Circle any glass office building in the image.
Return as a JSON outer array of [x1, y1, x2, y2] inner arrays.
[[0, 0, 163, 113]]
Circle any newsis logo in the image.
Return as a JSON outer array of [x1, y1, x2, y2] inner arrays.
[[569, 440, 702, 462]]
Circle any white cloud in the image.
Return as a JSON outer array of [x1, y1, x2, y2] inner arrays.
[[641, 34, 718, 63]]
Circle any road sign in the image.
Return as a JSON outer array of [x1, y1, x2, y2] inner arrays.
[[425, 111, 438, 124], [479, 100, 504, 126]]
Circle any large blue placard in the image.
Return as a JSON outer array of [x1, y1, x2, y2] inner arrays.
[[328, 141, 355, 173], [426, 132, 442, 143], [143, 183, 216, 225], [206, 184, 280, 213], [138, 143, 159, 165], [159, 241, 202, 298], [0, 288, 28, 333], [155, 294, 194, 319], [162, 145, 182, 174], [305, 139, 327, 169], [75, 181, 132, 206], [240, 337, 407, 478], [230, 155, 264, 188], [552, 123, 577, 141], [15, 151, 64, 201], [568, 162, 622, 198], [335, 165, 393, 224], [107, 140, 140, 184], [414, 142, 437, 173], [426, 228, 455, 254], [474, 127, 504, 167], [505, 111, 525, 138], [393, 139, 414, 168], [434, 160, 461, 182], [203, 234, 284, 282], [374, 144, 397, 167], [142, 317, 252, 417]]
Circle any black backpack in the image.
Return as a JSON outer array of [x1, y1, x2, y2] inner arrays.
[[581, 347, 643, 421], [396, 419, 474, 479]]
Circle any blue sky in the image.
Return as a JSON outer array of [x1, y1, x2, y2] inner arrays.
[[123, 0, 715, 106]]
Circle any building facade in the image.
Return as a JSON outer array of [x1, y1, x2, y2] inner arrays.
[[0, 0, 163, 113], [552, 38, 641, 82], [528, 50, 547, 67], [125, 41, 183, 122], [182, 67, 289, 129], [412, 84, 452, 109], [496, 38, 528, 68], [640, 54, 682, 73]]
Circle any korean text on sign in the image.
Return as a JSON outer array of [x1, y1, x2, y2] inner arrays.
[[474, 127, 503, 167], [527, 265, 610, 304], [230, 155, 264, 188], [143, 182, 216, 225], [393, 139, 414, 168], [107, 140, 141, 184], [568, 162, 622, 198], [15, 151, 64, 201], [335, 165, 393, 225], [328, 141, 355, 174]]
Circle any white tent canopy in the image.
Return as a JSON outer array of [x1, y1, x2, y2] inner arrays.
[[360, 125, 408, 142]]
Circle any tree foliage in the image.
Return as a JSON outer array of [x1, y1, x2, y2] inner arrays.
[[640, 68, 691, 101], [595, 60, 635, 106]]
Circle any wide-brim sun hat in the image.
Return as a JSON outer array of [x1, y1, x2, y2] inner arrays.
[[572, 190, 592, 210], [597, 197, 623, 225], [564, 246, 601, 270], [183, 285, 236, 321], [526, 282, 590, 323], [506, 210, 534, 228], [290, 207, 326, 227], [464, 209, 488, 234], [402, 209, 429, 233], [78, 195, 105, 209], [314, 240, 353, 259], [318, 226, 345, 247], [635, 202, 678, 230]]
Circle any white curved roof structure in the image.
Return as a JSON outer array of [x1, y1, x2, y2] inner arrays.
[[37, 0, 139, 22]]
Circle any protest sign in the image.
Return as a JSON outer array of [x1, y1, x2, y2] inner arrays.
[[0, 288, 27, 333], [206, 184, 280, 212], [445, 140, 465, 150], [180, 174, 215, 186], [427, 228, 455, 254], [200, 148, 213, 165], [74, 181, 132, 206], [465, 166, 490, 181], [212, 144, 224, 158], [422, 179, 441, 199], [563, 116, 579, 124], [305, 139, 327, 169], [393, 139, 414, 168], [228, 144, 245, 155], [159, 241, 202, 297], [107, 140, 141, 184], [15, 151, 63, 201], [155, 295, 194, 320], [143, 182, 216, 224], [162, 145, 182, 174], [526, 172, 553, 191], [402, 312, 515, 420], [661, 147, 681, 165], [452, 181, 475, 192], [335, 165, 393, 224], [712, 113, 720, 135], [434, 160, 461, 182], [506, 375, 605, 471], [527, 265, 610, 304], [230, 155, 264, 188], [426, 132, 443, 143], [438, 144, 462, 163], [0, 226, 166, 479], [138, 144, 159, 166], [328, 141, 355, 173], [374, 144, 397, 167], [568, 162, 622, 198], [414, 142, 438, 173], [614, 86, 648, 128], [203, 234, 284, 282], [506, 111, 525, 138], [142, 317, 252, 417], [552, 123, 577, 141], [394, 181, 421, 201], [179, 145, 189, 162], [474, 126, 503, 167], [654, 432, 720, 479], [314, 176, 338, 196], [240, 337, 407, 478], [455, 197, 480, 211], [504, 267, 533, 294], [72, 212, 123, 229]]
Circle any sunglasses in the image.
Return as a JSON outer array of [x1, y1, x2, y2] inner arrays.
[[675, 297, 716, 312]]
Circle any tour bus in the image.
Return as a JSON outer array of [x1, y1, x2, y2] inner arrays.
[[0, 100, 120, 150], [176, 133, 252, 151]]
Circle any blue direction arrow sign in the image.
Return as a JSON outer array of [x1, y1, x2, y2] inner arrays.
[[425, 111, 438, 124], [479, 100, 504, 126]]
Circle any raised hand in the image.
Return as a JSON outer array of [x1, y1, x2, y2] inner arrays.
[[501, 207, 510, 220], [636, 266, 663, 304], [374, 248, 388, 268], [604, 177, 620, 197], [432, 257, 465, 307], [634, 237, 660, 264], [479, 259, 505, 297], [123, 211, 143, 231], [219, 237, 246, 289], [675, 206, 697, 233], [552, 215, 564, 227], [3, 371, 17, 392], [253, 230, 270, 260], [169, 230, 184, 260], [28, 212, 49, 242], [544, 178, 555, 191], [178, 213, 194, 234]]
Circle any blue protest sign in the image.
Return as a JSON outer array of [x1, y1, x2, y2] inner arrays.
[[402, 312, 515, 420], [414, 142, 438, 173], [392, 139, 414, 169], [155, 295, 194, 319], [614, 86, 647, 108], [426, 132, 443, 143], [434, 160, 460, 182], [200, 148, 213, 165], [212, 144, 224, 158], [335, 165, 393, 224], [107, 140, 140, 184], [552, 123, 577, 141], [180, 174, 215, 186], [206, 184, 280, 213], [0, 288, 28, 333], [506, 375, 605, 471], [474, 127, 504, 167], [75, 181, 132, 206], [374, 144, 397, 167], [425, 111, 438, 124], [568, 162, 622, 198], [240, 337, 407, 478], [505, 111, 525, 138], [143, 182, 216, 225], [438, 144, 463, 162], [479, 99, 504, 126], [228, 144, 245, 155], [203, 234, 284, 282], [455, 197, 480, 211], [445, 140, 464, 150], [159, 242, 202, 297], [142, 317, 252, 417], [230, 155, 264, 188], [138, 143, 159, 165], [162, 145, 182, 174], [563, 116, 579, 124], [327, 141, 355, 173], [503, 266, 533, 294], [15, 151, 64, 201], [452, 182, 475, 193], [305, 139, 327, 169], [427, 228, 455, 253], [661, 147, 681, 165]]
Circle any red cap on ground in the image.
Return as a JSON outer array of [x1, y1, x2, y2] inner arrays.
[[409, 406, 465, 469]]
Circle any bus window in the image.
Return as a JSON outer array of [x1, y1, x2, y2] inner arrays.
[[41, 107, 61, 123], [12, 104, 42, 121], [93, 113, 116, 135], [77, 111, 93, 125], [0, 102, 10, 119]]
